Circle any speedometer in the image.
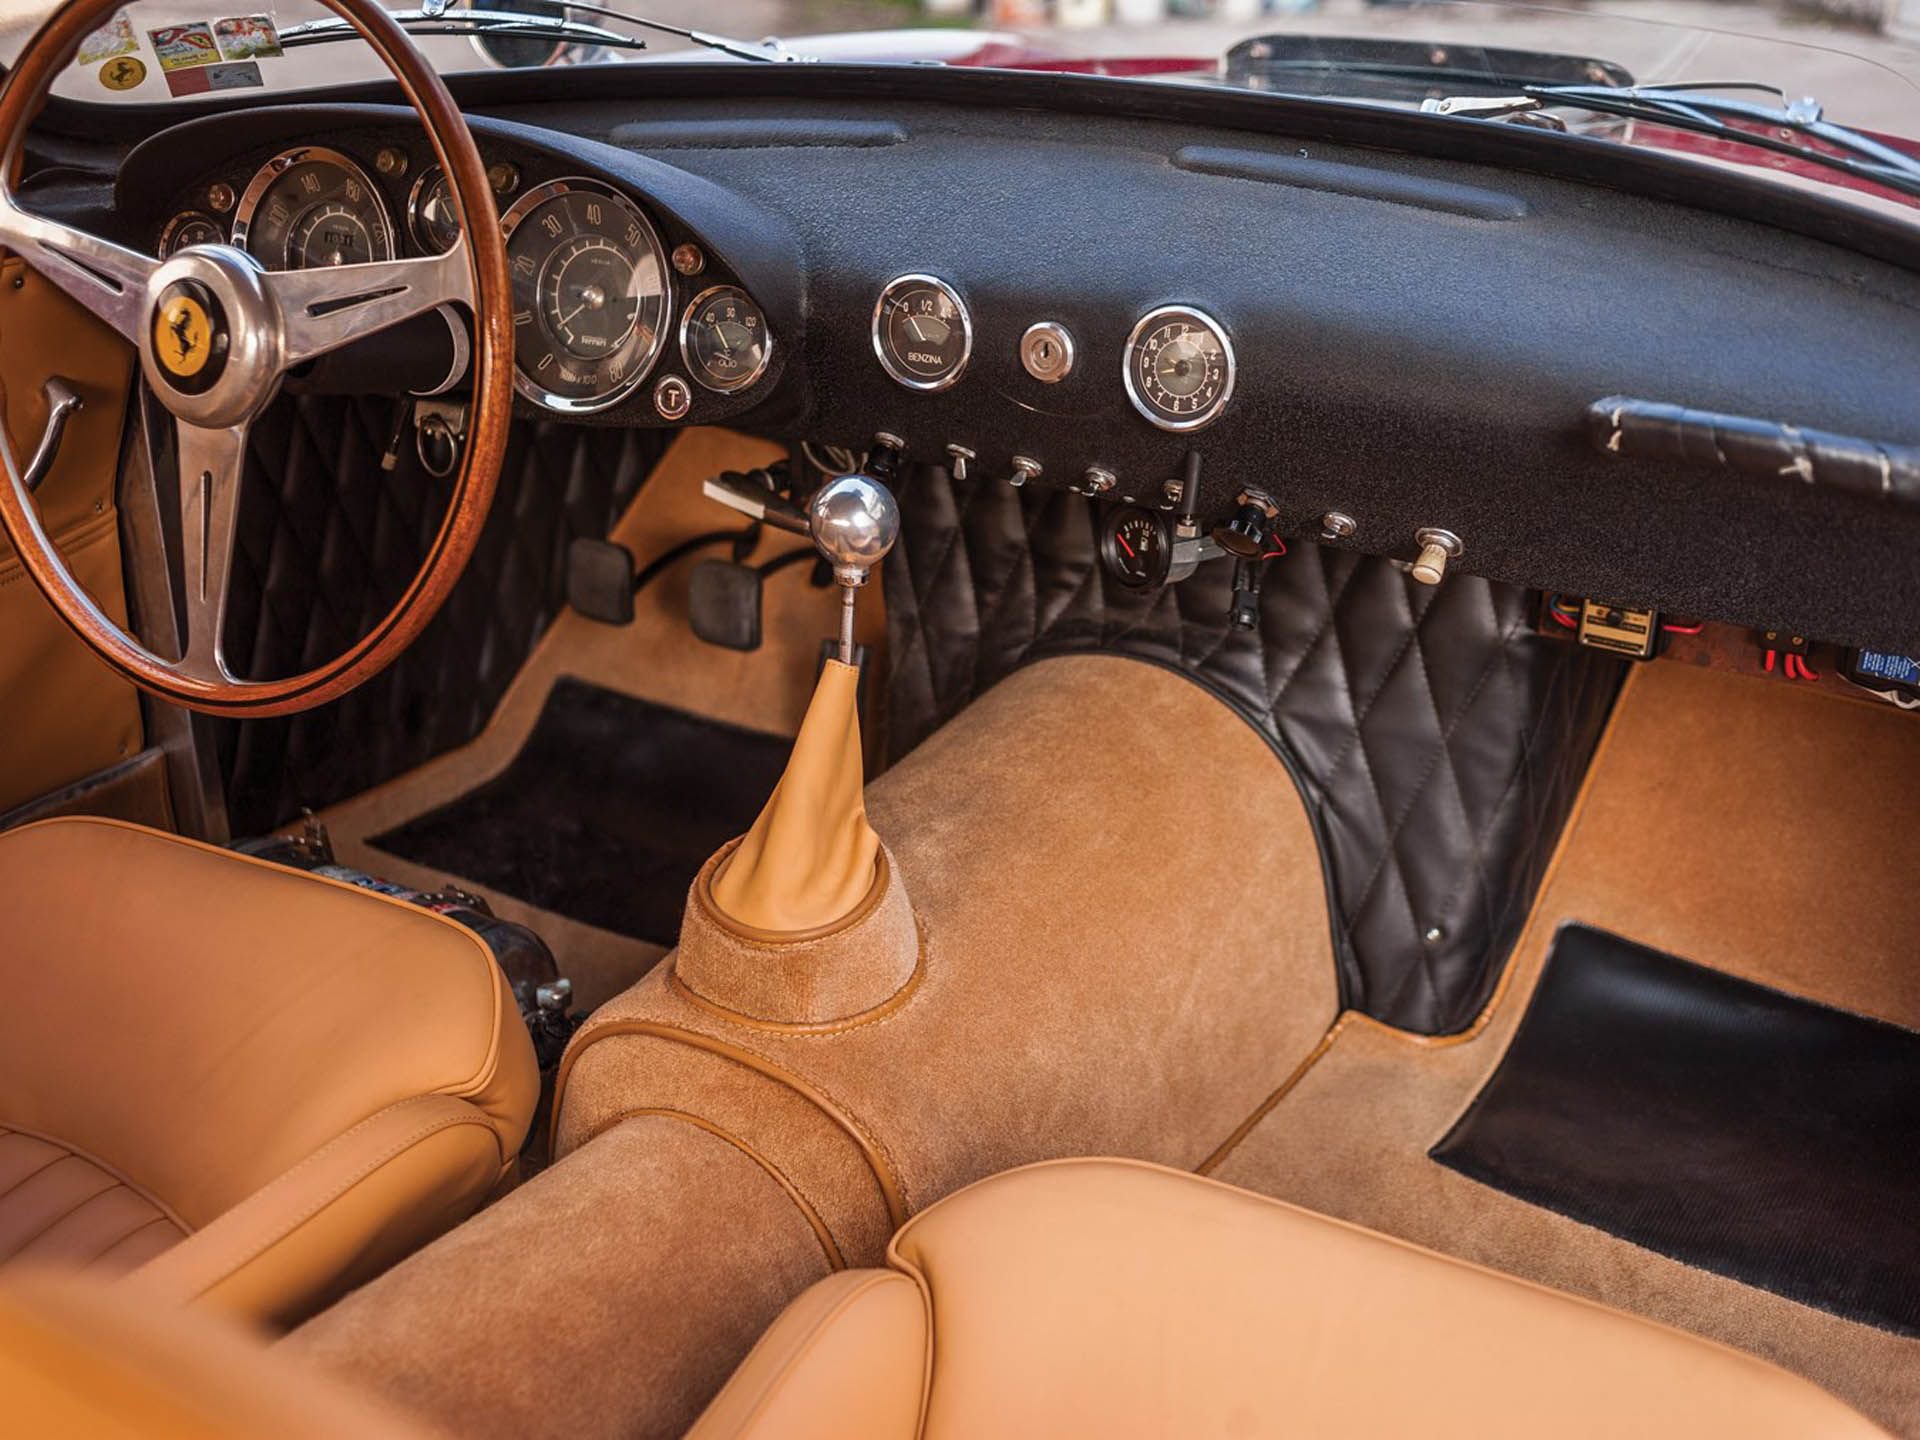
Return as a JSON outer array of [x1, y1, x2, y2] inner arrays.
[[232, 148, 394, 271], [502, 177, 669, 413], [1123, 305, 1235, 432]]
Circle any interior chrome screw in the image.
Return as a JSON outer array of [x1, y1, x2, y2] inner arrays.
[[1320, 511, 1357, 540]]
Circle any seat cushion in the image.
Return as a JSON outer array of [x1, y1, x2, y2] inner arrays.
[[0, 1129, 184, 1276], [690, 1158, 1891, 1440], [0, 817, 538, 1321]]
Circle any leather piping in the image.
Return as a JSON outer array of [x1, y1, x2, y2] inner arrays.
[[698, 842, 892, 947], [1192, 663, 1645, 1174], [5, 816, 510, 1100], [550, 1021, 910, 1227], [587, 1108, 845, 1271], [664, 918, 929, 1034], [150, 1095, 498, 1300]]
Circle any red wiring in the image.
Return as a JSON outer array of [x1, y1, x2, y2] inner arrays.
[[1785, 653, 1820, 682], [1764, 650, 1777, 674], [1259, 535, 1288, 560], [1549, 609, 1578, 630], [1662, 621, 1705, 635]]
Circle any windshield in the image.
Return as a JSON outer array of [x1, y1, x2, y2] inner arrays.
[[6, 0, 1918, 208]]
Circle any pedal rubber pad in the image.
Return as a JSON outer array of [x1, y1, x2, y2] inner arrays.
[[566, 538, 635, 626], [689, 560, 763, 652]]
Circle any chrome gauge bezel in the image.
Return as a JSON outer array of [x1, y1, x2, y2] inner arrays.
[[158, 210, 225, 258], [499, 176, 670, 415], [406, 166, 460, 255], [1122, 304, 1236, 433], [230, 146, 394, 270], [678, 283, 772, 394], [871, 273, 972, 392]]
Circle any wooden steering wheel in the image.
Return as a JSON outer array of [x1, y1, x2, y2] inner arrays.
[[0, 0, 513, 717]]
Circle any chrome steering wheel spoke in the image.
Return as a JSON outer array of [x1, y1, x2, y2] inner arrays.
[[168, 416, 253, 684], [270, 238, 473, 368], [0, 186, 159, 343]]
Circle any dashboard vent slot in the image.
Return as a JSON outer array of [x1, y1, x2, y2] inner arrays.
[[610, 119, 908, 152], [1172, 146, 1529, 220]]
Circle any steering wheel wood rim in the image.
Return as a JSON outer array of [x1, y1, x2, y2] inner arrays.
[[0, 0, 513, 718]]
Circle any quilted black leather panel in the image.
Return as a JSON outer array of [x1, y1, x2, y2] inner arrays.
[[215, 395, 668, 837], [883, 470, 1623, 1036]]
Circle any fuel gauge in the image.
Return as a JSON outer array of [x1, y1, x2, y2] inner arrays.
[[873, 273, 971, 391], [1100, 506, 1172, 591], [679, 284, 771, 393]]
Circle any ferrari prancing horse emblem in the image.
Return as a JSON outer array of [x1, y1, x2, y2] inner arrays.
[[155, 294, 213, 378]]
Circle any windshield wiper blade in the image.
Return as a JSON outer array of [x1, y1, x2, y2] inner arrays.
[[1424, 81, 1920, 202], [279, 9, 648, 54], [554, 0, 801, 62]]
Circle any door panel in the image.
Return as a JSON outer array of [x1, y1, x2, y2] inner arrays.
[[0, 257, 142, 815]]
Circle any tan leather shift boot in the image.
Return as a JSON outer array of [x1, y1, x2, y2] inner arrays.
[[709, 659, 881, 933]]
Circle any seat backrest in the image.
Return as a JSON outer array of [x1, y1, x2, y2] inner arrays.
[[689, 1158, 1892, 1440], [0, 817, 532, 1229]]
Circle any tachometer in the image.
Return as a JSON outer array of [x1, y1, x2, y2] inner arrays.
[[502, 177, 669, 413], [872, 274, 971, 391], [1123, 305, 1234, 432], [680, 284, 771, 394], [232, 148, 394, 271]]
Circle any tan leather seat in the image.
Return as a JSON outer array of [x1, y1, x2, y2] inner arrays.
[[690, 1158, 1892, 1440], [0, 816, 537, 1326]]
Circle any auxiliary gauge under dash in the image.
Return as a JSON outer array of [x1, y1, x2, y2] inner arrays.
[[873, 273, 971, 391], [1100, 505, 1173, 590]]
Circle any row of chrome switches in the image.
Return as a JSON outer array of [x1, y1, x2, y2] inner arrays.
[[942, 439, 1470, 592]]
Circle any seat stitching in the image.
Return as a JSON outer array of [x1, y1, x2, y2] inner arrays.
[[5, 1170, 124, 1259], [78, 1213, 185, 1270], [0, 1127, 191, 1234]]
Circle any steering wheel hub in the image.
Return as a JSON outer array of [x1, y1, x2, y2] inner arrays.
[[139, 246, 282, 428]]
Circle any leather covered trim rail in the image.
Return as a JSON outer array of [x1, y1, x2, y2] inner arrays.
[[1588, 396, 1920, 512]]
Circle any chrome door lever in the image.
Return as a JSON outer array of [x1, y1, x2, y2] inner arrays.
[[23, 377, 82, 493]]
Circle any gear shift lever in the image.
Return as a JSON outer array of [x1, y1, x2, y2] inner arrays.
[[809, 474, 900, 665]]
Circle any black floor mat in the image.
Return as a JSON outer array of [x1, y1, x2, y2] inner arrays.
[[370, 679, 791, 946], [1433, 924, 1920, 1336]]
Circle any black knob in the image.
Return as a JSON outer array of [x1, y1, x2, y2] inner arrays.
[[1212, 500, 1271, 560]]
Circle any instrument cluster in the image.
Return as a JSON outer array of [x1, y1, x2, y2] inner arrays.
[[157, 142, 775, 420]]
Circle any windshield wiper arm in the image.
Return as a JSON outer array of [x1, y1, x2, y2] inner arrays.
[[279, 9, 648, 54], [1423, 81, 1920, 202], [280, 1, 802, 64]]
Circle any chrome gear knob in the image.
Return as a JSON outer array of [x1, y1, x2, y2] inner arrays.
[[809, 473, 899, 589], [810, 473, 899, 665]]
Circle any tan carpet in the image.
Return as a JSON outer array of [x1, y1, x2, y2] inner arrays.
[[314, 428, 879, 1009], [1210, 660, 1920, 1436]]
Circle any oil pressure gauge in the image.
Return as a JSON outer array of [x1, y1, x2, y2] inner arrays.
[[680, 284, 771, 393], [873, 273, 971, 391], [1100, 506, 1173, 590], [1124, 305, 1234, 432]]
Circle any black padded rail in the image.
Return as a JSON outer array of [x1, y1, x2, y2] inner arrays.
[[214, 395, 670, 836], [1171, 146, 1530, 220], [1434, 925, 1920, 1336], [369, 679, 791, 946], [883, 471, 1623, 1035]]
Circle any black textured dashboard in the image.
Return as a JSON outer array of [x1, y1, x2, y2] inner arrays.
[[94, 67, 1920, 650]]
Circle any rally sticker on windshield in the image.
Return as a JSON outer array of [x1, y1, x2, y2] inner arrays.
[[74, 10, 138, 66], [165, 59, 263, 96], [213, 16, 283, 61], [148, 23, 221, 72]]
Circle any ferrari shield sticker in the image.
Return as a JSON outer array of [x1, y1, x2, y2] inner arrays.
[[75, 11, 138, 66], [148, 23, 220, 71], [165, 59, 262, 96], [213, 15, 283, 61], [98, 55, 147, 90]]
